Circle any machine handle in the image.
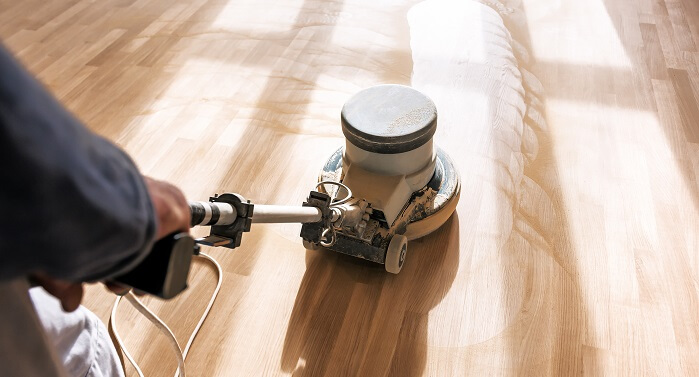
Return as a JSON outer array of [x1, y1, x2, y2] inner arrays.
[[109, 194, 327, 299], [108, 193, 330, 299], [111, 232, 198, 299]]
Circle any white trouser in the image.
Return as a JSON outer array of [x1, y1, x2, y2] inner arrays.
[[30, 288, 125, 377]]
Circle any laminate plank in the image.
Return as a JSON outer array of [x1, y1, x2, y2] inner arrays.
[[641, 23, 670, 79], [669, 68, 699, 143]]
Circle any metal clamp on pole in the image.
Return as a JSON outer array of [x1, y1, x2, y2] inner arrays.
[[194, 193, 254, 249], [299, 191, 334, 245]]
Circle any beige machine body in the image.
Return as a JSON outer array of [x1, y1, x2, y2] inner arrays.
[[342, 140, 436, 226], [308, 84, 461, 273]]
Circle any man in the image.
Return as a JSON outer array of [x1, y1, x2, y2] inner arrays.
[[0, 43, 191, 376]]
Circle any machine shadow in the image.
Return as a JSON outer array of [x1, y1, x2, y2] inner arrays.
[[281, 214, 460, 376]]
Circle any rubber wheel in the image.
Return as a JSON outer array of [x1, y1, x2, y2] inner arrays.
[[385, 234, 408, 274]]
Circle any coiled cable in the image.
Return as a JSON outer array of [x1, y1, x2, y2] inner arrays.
[[109, 252, 223, 377]]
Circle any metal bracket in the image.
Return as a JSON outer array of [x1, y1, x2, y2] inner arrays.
[[300, 190, 392, 264], [299, 191, 332, 244], [196, 193, 254, 249]]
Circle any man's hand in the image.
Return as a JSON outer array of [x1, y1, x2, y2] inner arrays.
[[34, 177, 190, 312], [103, 177, 190, 299], [144, 177, 191, 239], [31, 273, 84, 312]]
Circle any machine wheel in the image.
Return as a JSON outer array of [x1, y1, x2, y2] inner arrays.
[[385, 234, 408, 274]]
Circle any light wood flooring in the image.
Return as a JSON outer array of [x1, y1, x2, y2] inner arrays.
[[1, 0, 698, 375]]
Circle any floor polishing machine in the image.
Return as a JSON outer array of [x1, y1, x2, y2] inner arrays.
[[114, 84, 460, 299]]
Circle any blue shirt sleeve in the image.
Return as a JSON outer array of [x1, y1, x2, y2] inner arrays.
[[0, 44, 156, 282]]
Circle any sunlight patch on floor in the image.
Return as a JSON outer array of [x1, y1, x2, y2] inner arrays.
[[523, 0, 632, 68]]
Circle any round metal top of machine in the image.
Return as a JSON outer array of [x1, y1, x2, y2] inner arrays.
[[340, 84, 437, 154]]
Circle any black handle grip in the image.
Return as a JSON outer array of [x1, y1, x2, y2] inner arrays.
[[112, 232, 198, 299]]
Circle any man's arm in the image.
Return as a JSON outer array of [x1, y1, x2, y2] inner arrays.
[[0, 44, 157, 282]]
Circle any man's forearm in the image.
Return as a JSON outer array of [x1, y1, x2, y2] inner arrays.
[[0, 44, 156, 282]]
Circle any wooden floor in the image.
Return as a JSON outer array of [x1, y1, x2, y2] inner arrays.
[[2, 0, 699, 375]]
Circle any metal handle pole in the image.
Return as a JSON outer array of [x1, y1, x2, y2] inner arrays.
[[189, 202, 324, 226], [251, 205, 322, 224]]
